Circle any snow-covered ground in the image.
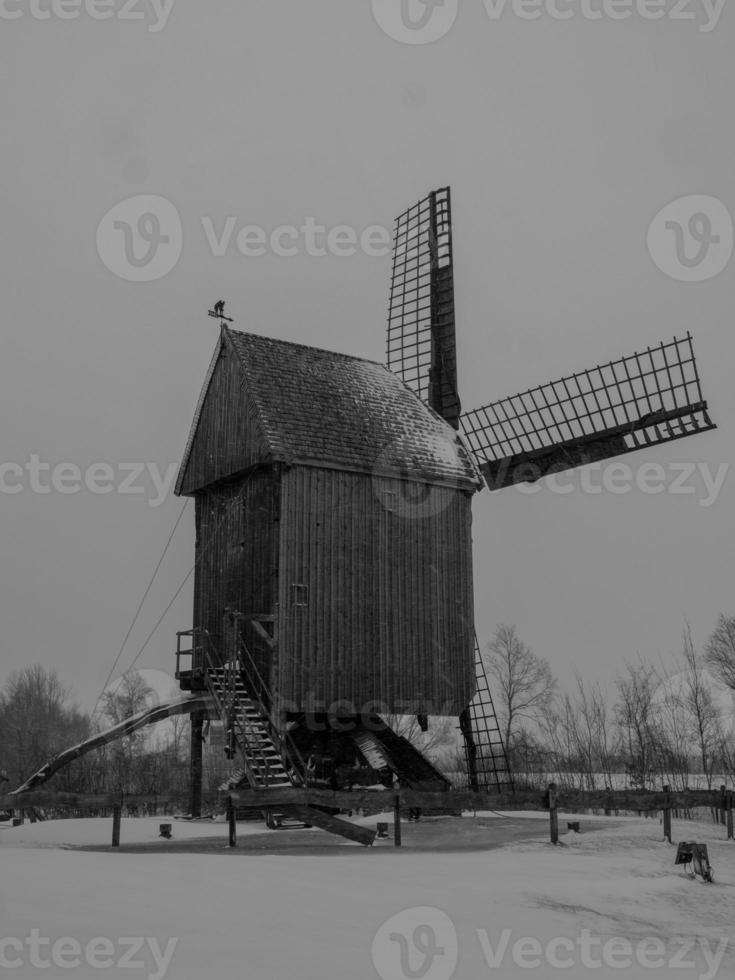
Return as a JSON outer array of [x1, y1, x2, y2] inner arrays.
[[1, 812, 733, 979]]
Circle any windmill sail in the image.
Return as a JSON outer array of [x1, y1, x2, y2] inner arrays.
[[462, 333, 716, 491], [387, 187, 461, 428]]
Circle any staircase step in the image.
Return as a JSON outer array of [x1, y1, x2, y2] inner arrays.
[[206, 665, 296, 792]]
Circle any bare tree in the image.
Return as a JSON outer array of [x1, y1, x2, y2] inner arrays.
[[100, 671, 155, 792], [652, 661, 692, 791], [484, 624, 556, 752], [0, 665, 89, 786], [615, 659, 661, 790], [681, 625, 722, 789], [705, 614, 735, 692], [538, 673, 617, 791]]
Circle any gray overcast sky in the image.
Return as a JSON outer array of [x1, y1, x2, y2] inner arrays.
[[1, 1, 732, 711]]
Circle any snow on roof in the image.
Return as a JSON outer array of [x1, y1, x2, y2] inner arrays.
[[176, 328, 482, 492]]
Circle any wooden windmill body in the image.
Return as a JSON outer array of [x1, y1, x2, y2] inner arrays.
[[175, 329, 480, 717]]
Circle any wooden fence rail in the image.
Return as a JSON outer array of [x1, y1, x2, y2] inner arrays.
[[2, 786, 733, 848]]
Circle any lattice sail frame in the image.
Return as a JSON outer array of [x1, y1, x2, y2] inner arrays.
[[462, 333, 716, 490], [387, 187, 460, 427]]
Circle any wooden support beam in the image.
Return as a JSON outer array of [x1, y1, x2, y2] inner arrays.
[[228, 786, 730, 813], [662, 785, 672, 844], [111, 805, 122, 848], [0, 791, 218, 810], [249, 621, 277, 648], [2, 786, 729, 816], [190, 711, 204, 819], [548, 784, 559, 845], [227, 797, 237, 848], [287, 806, 376, 846], [458, 709, 479, 792]]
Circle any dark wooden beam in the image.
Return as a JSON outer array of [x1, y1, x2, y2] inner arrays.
[[189, 711, 204, 818], [2, 786, 729, 815]]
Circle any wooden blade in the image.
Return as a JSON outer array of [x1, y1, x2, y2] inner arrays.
[[387, 187, 461, 428], [462, 333, 716, 490]]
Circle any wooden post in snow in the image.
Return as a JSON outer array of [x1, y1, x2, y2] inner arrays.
[[662, 785, 672, 844], [189, 710, 204, 819], [111, 805, 122, 848], [727, 791, 733, 841], [394, 793, 402, 848], [548, 783, 559, 845], [227, 796, 237, 848]]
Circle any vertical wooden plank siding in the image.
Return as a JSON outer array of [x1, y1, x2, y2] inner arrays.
[[277, 466, 475, 714], [179, 345, 270, 495], [193, 470, 279, 674]]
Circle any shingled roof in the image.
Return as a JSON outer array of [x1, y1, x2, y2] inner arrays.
[[175, 328, 482, 494]]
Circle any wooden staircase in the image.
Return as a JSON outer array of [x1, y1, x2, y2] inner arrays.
[[208, 666, 292, 791], [206, 657, 375, 845]]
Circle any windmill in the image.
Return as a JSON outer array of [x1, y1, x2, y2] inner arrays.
[[385, 186, 716, 790], [172, 187, 715, 815], [8, 186, 717, 840]]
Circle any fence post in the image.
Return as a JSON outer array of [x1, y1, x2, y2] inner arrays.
[[662, 785, 671, 844], [720, 785, 727, 827], [227, 796, 237, 848], [394, 793, 402, 848], [727, 792, 733, 842], [548, 783, 559, 845], [111, 805, 122, 848]]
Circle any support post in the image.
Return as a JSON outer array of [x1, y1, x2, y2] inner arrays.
[[548, 783, 558, 845], [459, 709, 479, 792], [393, 793, 402, 848], [190, 710, 204, 819], [604, 786, 613, 816], [662, 785, 672, 844], [111, 805, 122, 848], [727, 791, 733, 841], [720, 785, 727, 827], [227, 796, 237, 848]]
